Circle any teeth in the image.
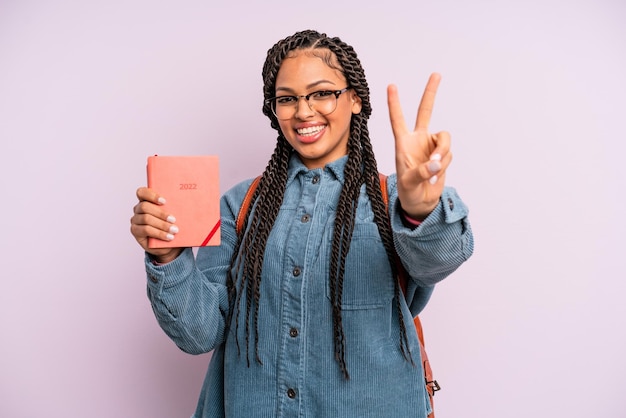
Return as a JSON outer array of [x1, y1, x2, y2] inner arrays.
[[297, 125, 325, 136]]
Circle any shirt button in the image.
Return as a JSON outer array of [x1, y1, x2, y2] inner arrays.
[[312, 175, 320, 184], [293, 267, 301, 277], [447, 197, 454, 210], [289, 327, 299, 338], [149, 275, 158, 283], [287, 388, 297, 399], [301, 214, 311, 223]]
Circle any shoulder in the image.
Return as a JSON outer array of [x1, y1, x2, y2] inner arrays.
[[381, 173, 398, 197], [220, 177, 260, 217], [224, 177, 259, 197]]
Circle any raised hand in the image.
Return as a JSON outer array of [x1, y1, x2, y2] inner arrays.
[[387, 73, 452, 220], [130, 187, 184, 263]]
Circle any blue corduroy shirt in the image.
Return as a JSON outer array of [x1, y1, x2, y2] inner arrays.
[[145, 154, 473, 418]]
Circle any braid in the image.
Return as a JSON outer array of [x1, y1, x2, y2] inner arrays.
[[328, 128, 363, 379], [361, 126, 414, 365], [227, 136, 291, 365], [229, 29, 413, 377], [321, 33, 415, 376]]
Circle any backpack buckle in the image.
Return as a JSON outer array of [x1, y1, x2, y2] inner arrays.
[[426, 379, 441, 395]]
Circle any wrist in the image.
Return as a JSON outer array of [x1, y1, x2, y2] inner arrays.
[[401, 202, 437, 222], [401, 209, 424, 230], [149, 248, 183, 265], [402, 210, 424, 226]]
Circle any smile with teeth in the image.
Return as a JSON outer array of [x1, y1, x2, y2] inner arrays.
[[297, 125, 326, 136]]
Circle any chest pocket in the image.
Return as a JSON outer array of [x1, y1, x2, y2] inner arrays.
[[325, 223, 395, 310]]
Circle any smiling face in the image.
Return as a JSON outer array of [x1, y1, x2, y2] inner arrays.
[[274, 49, 362, 169]]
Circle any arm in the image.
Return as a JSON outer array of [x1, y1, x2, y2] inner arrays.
[[139, 181, 252, 354], [145, 247, 230, 354], [388, 176, 474, 286], [386, 73, 474, 288]]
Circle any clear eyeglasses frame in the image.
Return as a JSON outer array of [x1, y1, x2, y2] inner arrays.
[[265, 87, 351, 120]]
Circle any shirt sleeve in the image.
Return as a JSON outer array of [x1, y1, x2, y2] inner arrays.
[[144, 179, 254, 354], [145, 247, 230, 355], [387, 175, 474, 288]]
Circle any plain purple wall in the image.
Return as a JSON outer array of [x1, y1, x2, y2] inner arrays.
[[1, 0, 625, 417]]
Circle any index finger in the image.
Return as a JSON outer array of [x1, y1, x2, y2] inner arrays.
[[415, 72, 441, 132], [136, 187, 166, 205], [387, 83, 409, 141]]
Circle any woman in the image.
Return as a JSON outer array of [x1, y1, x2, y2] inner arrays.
[[131, 29, 473, 418]]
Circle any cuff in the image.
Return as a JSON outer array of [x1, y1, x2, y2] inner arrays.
[[401, 210, 423, 229]]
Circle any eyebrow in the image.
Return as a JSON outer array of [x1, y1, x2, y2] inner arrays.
[[275, 79, 339, 94]]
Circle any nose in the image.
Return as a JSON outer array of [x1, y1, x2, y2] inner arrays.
[[294, 96, 315, 119]]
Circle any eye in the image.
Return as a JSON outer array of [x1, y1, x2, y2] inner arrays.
[[276, 96, 297, 105], [311, 90, 336, 100]]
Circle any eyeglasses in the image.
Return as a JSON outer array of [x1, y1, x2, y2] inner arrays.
[[265, 87, 351, 120]]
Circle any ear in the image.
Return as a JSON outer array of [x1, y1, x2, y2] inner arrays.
[[350, 91, 362, 114]]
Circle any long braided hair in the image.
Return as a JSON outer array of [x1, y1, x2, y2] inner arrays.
[[226, 30, 413, 379]]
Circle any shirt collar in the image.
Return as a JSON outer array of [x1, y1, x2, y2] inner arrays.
[[287, 153, 348, 185]]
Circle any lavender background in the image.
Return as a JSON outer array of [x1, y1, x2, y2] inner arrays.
[[1, 0, 625, 416]]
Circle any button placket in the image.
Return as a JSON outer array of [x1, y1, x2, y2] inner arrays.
[[276, 171, 322, 414]]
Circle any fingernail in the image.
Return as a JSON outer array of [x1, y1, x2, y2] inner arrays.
[[429, 175, 438, 185], [167, 215, 176, 223], [428, 160, 441, 173], [430, 153, 442, 161], [169, 225, 179, 234], [158, 197, 167, 205], [166, 233, 175, 241]]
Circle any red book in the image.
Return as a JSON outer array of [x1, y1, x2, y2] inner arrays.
[[146, 155, 220, 248]]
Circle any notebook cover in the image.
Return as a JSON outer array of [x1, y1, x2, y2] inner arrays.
[[146, 155, 220, 248]]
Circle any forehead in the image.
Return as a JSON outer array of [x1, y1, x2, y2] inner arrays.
[[275, 49, 346, 90]]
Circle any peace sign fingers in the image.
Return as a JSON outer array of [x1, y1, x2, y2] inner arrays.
[[415, 72, 441, 133], [387, 83, 410, 145], [388, 72, 451, 219]]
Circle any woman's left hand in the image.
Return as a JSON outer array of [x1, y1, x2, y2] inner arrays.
[[387, 72, 452, 220]]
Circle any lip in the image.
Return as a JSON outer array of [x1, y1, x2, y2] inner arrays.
[[295, 123, 326, 144]]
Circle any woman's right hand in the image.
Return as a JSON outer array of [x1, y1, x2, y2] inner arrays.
[[130, 187, 184, 264]]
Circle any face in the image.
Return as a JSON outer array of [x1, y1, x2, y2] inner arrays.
[[273, 50, 362, 169]]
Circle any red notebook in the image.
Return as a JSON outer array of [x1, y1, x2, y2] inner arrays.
[[146, 155, 220, 248]]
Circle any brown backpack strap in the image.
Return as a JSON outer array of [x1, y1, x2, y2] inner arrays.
[[379, 173, 438, 417], [236, 176, 261, 235]]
